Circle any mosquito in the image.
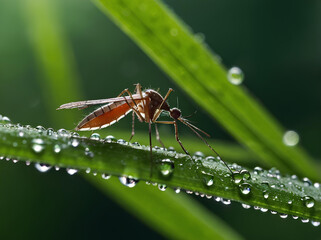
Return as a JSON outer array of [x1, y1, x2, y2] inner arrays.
[[57, 83, 233, 175]]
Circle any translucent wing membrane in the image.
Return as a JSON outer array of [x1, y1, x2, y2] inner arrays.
[[57, 94, 145, 110]]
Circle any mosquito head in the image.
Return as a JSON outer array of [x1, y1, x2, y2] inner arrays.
[[170, 108, 181, 120]]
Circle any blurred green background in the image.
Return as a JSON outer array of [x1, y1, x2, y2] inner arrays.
[[0, 0, 320, 239]]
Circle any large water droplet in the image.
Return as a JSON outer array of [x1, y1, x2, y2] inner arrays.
[[158, 159, 174, 177], [32, 138, 45, 153], [66, 168, 78, 175], [239, 183, 251, 195], [283, 130, 299, 146], [227, 67, 244, 85], [119, 176, 139, 188], [174, 188, 181, 193], [302, 196, 315, 208], [35, 163, 52, 172]]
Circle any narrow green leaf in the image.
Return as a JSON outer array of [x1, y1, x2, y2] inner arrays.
[[1, 123, 320, 224], [22, 0, 82, 124], [92, 0, 318, 180]]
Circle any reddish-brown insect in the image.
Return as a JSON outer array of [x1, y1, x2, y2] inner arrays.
[[57, 84, 233, 174]]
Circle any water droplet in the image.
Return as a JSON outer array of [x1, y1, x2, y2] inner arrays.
[[90, 133, 101, 140], [12, 159, 19, 163], [240, 169, 251, 180], [53, 144, 61, 153], [311, 221, 320, 227], [131, 142, 141, 147], [260, 208, 268, 212], [57, 128, 69, 137], [85, 148, 94, 158], [36, 125, 46, 132], [158, 184, 167, 191], [55, 166, 60, 171], [35, 163, 52, 172], [242, 203, 251, 209], [206, 195, 212, 199], [239, 183, 251, 195], [174, 188, 181, 193], [86, 168, 91, 174], [32, 138, 45, 153], [119, 176, 139, 188], [66, 168, 78, 175], [292, 216, 298, 219], [263, 191, 269, 199], [158, 159, 174, 177], [283, 130, 299, 146], [193, 151, 204, 158], [92, 172, 97, 176], [279, 213, 288, 219], [186, 190, 193, 194], [117, 139, 127, 145], [227, 67, 244, 85], [167, 146, 175, 152], [102, 173, 111, 180], [70, 138, 80, 147], [270, 210, 278, 215], [301, 218, 309, 223], [18, 131, 24, 137], [314, 182, 320, 188], [302, 177, 312, 186], [204, 175, 214, 187], [233, 171, 243, 184], [25, 161, 31, 166], [1, 116, 11, 123], [221, 199, 231, 205], [302, 196, 315, 208], [105, 135, 116, 143], [253, 166, 263, 175]]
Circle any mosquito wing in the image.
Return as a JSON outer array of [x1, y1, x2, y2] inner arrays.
[[57, 94, 145, 110]]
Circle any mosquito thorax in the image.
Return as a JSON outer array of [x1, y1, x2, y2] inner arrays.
[[170, 108, 181, 119]]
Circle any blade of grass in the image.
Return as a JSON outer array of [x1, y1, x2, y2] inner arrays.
[[23, 0, 82, 125], [1, 123, 320, 224], [21, 1, 243, 239], [92, 0, 319, 180]]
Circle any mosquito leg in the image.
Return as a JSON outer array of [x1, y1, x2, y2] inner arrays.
[[129, 111, 135, 142], [149, 122, 153, 179], [173, 121, 190, 157], [155, 124, 165, 148], [155, 121, 191, 158]]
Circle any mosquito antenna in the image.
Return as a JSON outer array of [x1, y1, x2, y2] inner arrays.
[[178, 118, 234, 175], [180, 118, 210, 137], [183, 110, 197, 119]]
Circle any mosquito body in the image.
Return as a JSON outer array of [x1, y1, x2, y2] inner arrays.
[[57, 84, 233, 174]]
